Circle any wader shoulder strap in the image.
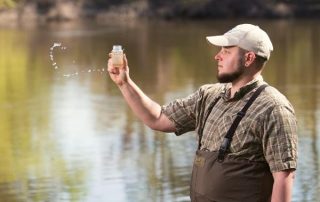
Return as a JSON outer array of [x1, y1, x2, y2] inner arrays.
[[218, 84, 268, 162]]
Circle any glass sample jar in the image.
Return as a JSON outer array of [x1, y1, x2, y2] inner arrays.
[[111, 45, 124, 67]]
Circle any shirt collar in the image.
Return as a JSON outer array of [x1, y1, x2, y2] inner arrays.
[[220, 76, 264, 101]]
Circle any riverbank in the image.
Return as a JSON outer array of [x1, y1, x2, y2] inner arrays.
[[0, 0, 319, 26]]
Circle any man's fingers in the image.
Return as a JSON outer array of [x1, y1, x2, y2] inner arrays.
[[108, 68, 120, 75], [123, 54, 127, 66], [107, 59, 118, 74], [107, 53, 128, 74], [123, 54, 129, 71]]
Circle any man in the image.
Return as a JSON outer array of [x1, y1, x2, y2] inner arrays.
[[107, 24, 297, 202]]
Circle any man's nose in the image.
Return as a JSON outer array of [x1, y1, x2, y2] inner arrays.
[[214, 52, 222, 61]]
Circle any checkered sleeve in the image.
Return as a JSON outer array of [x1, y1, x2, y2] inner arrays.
[[262, 105, 298, 172], [161, 89, 202, 136]]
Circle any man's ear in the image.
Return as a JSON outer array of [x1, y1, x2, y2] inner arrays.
[[244, 52, 256, 67]]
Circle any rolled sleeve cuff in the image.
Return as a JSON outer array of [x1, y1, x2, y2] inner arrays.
[[270, 160, 297, 173], [161, 105, 190, 136]]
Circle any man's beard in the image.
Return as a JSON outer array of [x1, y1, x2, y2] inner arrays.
[[217, 67, 244, 83], [217, 58, 245, 83]]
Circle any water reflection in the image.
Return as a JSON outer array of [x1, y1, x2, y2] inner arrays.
[[0, 19, 319, 201]]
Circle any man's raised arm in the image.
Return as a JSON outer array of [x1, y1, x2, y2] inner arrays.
[[107, 54, 176, 132]]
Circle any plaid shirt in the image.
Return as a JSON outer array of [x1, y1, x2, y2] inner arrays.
[[161, 77, 297, 172]]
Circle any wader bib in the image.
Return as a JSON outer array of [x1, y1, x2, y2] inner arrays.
[[190, 84, 273, 202]]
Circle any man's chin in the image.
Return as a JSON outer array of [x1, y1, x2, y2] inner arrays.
[[217, 75, 233, 83], [217, 71, 243, 83]]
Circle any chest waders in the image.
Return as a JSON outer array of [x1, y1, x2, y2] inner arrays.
[[190, 84, 273, 202]]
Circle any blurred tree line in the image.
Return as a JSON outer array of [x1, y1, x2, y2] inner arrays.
[[0, 0, 20, 8], [0, 0, 320, 19]]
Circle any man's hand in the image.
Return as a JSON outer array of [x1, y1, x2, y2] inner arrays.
[[107, 53, 129, 86]]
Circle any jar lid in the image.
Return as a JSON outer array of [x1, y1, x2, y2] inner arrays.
[[112, 45, 123, 51]]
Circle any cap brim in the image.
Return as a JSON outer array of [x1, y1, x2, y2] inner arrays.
[[206, 35, 236, 47]]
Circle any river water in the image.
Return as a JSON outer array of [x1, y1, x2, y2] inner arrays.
[[0, 19, 319, 202]]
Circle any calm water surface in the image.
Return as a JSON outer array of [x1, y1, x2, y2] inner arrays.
[[0, 19, 319, 202]]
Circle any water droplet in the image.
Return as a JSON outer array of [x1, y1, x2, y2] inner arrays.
[[54, 42, 61, 47], [88, 70, 91, 73]]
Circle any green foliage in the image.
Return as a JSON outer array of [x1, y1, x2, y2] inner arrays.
[[0, 0, 19, 9]]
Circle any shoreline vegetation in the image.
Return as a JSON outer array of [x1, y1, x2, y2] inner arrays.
[[0, 0, 320, 26]]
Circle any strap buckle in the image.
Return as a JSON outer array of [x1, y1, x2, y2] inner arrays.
[[218, 138, 230, 162]]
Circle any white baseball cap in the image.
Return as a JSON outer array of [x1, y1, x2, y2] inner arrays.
[[206, 24, 273, 60]]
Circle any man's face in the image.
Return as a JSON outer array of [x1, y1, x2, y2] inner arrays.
[[214, 46, 245, 83]]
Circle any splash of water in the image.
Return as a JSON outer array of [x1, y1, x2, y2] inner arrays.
[[62, 68, 106, 78], [49, 42, 106, 78], [49, 42, 67, 70]]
